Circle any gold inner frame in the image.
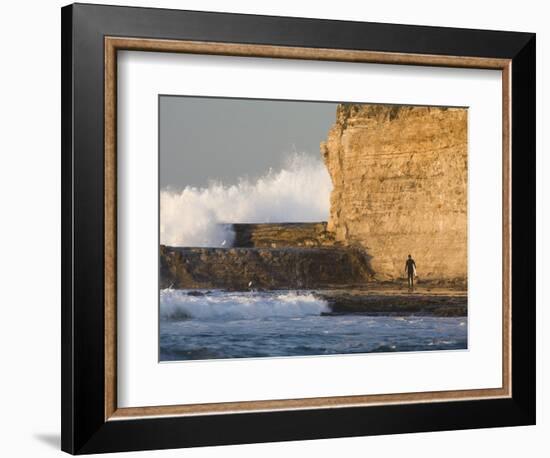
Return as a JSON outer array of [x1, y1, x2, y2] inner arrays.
[[104, 36, 512, 421]]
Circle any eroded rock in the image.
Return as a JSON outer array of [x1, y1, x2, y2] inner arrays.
[[321, 104, 467, 281]]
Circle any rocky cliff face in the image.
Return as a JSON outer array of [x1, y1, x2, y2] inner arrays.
[[321, 104, 467, 280], [161, 223, 373, 290], [232, 222, 336, 248], [160, 244, 372, 290]]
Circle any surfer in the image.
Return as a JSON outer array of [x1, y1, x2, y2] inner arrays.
[[405, 254, 417, 291]]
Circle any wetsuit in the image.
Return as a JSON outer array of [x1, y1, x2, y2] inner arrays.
[[405, 258, 416, 290]]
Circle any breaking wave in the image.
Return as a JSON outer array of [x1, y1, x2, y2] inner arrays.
[[160, 289, 330, 321], [160, 153, 332, 247]]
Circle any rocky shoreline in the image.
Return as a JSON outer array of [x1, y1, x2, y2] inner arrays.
[[315, 287, 467, 317], [174, 286, 467, 318], [161, 220, 467, 318]]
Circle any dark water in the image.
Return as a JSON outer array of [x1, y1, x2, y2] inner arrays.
[[159, 289, 467, 361]]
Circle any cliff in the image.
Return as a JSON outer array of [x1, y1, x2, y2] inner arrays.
[[160, 244, 372, 290], [321, 104, 468, 281], [232, 222, 336, 248]]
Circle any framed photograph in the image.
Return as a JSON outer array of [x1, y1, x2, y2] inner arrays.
[[61, 3, 536, 454]]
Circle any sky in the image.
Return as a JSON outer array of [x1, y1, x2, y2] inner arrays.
[[159, 96, 338, 189]]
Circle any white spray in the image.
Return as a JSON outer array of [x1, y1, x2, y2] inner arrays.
[[160, 153, 332, 247]]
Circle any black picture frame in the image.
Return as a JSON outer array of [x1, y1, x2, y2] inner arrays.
[[61, 3, 535, 454]]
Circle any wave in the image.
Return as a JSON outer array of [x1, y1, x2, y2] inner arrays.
[[160, 289, 330, 321], [160, 153, 332, 247]]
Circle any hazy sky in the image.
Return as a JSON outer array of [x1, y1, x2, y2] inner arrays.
[[159, 96, 338, 189]]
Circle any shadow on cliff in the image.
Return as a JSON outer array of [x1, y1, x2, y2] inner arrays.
[[347, 244, 376, 281]]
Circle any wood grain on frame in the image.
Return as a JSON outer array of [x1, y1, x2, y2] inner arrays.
[[105, 38, 118, 420], [104, 37, 512, 421]]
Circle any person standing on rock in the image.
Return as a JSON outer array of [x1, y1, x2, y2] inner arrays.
[[405, 254, 417, 291]]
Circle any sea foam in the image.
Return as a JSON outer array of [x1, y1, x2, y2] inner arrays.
[[160, 153, 332, 247], [160, 289, 330, 321]]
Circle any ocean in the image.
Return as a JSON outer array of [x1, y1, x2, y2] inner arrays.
[[159, 289, 467, 361]]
